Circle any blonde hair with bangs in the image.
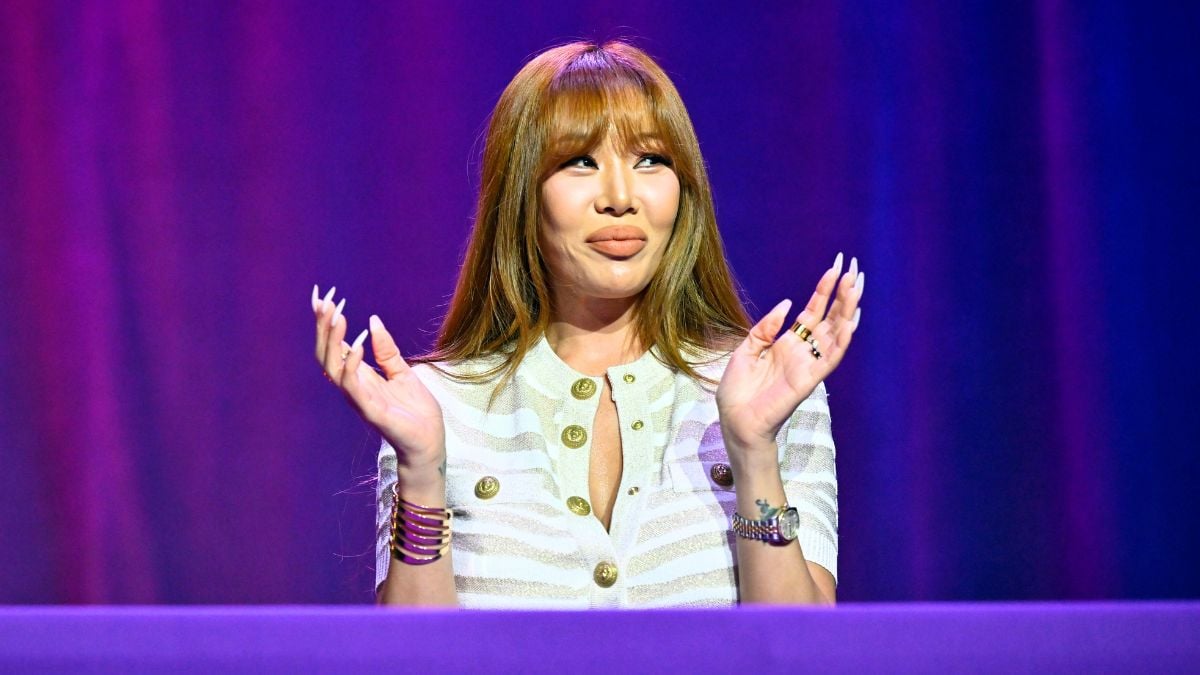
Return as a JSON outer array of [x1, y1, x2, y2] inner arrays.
[[420, 40, 750, 385]]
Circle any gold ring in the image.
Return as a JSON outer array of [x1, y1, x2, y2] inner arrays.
[[791, 322, 822, 359], [790, 319, 813, 341]]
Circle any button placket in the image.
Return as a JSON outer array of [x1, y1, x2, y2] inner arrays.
[[555, 376, 602, 536], [571, 377, 597, 400], [561, 424, 588, 448], [607, 365, 655, 565], [593, 561, 619, 588], [533, 336, 626, 600]]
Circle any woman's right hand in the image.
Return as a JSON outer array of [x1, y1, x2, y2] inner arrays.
[[312, 286, 446, 484]]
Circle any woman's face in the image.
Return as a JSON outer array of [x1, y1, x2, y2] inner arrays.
[[538, 130, 681, 305]]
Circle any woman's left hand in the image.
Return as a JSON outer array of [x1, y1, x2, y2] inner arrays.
[[716, 253, 864, 463]]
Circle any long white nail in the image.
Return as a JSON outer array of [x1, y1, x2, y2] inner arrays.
[[832, 252, 844, 276], [854, 271, 865, 293], [853, 307, 862, 326], [332, 298, 346, 327], [848, 256, 858, 279], [351, 329, 369, 351], [369, 315, 383, 332], [311, 285, 319, 311], [322, 286, 337, 305]]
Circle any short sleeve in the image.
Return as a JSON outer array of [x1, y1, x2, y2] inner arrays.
[[374, 439, 398, 596], [776, 381, 838, 584]]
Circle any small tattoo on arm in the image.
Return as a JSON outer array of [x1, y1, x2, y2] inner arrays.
[[756, 498, 781, 519]]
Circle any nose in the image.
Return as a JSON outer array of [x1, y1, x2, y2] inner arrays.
[[595, 164, 636, 216]]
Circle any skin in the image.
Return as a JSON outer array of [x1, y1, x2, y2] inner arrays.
[[313, 128, 864, 607], [538, 132, 680, 531]]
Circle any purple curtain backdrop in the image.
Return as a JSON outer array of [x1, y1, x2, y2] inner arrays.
[[1, 1, 1196, 604]]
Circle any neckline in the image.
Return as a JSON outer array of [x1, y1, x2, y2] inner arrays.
[[529, 334, 668, 384]]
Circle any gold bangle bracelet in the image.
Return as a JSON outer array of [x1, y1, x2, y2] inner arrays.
[[389, 484, 452, 566]]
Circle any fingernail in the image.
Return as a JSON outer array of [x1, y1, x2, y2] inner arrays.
[[853, 307, 862, 326], [323, 286, 336, 304], [369, 315, 383, 332], [854, 271, 864, 293], [332, 298, 346, 327], [311, 285, 319, 311], [351, 329, 369, 350], [848, 256, 858, 279], [833, 252, 844, 275], [774, 298, 792, 315]]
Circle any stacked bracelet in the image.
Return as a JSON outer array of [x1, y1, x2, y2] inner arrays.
[[388, 484, 452, 565]]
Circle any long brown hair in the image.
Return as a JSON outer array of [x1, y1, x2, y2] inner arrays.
[[419, 40, 750, 384]]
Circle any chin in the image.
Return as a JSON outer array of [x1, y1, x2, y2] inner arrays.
[[587, 282, 653, 301]]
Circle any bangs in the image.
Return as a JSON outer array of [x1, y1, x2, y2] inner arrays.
[[538, 57, 677, 177]]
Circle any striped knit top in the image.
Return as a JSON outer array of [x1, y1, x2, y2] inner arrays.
[[375, 335, 838, 608]]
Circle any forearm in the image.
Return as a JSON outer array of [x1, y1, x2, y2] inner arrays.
[[728, 445, 834, 605], [376, 465, 458, 607]]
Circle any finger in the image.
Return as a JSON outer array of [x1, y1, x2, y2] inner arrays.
[[369, 315, 412, 380], [825, 313, 858, 367], [741, 298, 792, 359], [790, 253, 843, 335], [340, 329, 378, 407], [840, 265, 863, 321], [828, 268, 863, 329], [794, 320, 837, 371], [322, 298, 349, 380], [815, 304, 860, 369], [313, 286, 336, 364], [825, 257, 857, 324]]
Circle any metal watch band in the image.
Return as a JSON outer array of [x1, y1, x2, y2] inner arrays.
[[732, 506, 795, 545]]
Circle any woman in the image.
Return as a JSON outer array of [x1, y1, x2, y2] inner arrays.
[[313, 41, 863, 608]]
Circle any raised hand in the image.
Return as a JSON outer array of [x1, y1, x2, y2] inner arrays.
[[716, 253, 864, 462], [313, 285, 446, 480]]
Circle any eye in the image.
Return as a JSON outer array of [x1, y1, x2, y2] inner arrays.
[[636, 154, 673, 168], [561, 155, 597, 169]]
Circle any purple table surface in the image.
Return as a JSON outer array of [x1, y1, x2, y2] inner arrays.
[[1, 602, 1197, 673]]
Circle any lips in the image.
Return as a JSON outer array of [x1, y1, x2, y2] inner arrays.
[[586, 226, 647, 258]]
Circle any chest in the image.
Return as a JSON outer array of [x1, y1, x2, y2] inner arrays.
[[587, 378, 624, 530]]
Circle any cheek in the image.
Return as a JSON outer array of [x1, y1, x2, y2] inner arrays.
[[541, 176, 591, 226], [645, 175, 681, 234], [537, 219, 580, 281]]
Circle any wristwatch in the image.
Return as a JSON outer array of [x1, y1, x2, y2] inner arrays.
[[732, 505, 800, 545]]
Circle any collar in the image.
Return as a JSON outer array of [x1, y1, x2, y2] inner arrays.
[[525, 334, 674, 392]]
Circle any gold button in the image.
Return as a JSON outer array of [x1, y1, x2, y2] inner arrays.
[[623, 373, 635, 383], [567, 496, 591, 516], [631, 420, 644, 430], [474, 476, 500, 499], [570, 378, 597, 399], [593, 561, 618, 588], [561, 425, 588, 449], [710, 463, 734, 487], [627, 486, 640, 495]]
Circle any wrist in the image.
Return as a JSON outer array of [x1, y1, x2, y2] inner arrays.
[[395, 464, 447, 505], [724, 437, 781, 478]]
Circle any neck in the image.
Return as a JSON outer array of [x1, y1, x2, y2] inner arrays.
[[544, 290, 645, 376]]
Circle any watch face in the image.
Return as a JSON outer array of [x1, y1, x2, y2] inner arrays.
[[779, 508, 800, 541]]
